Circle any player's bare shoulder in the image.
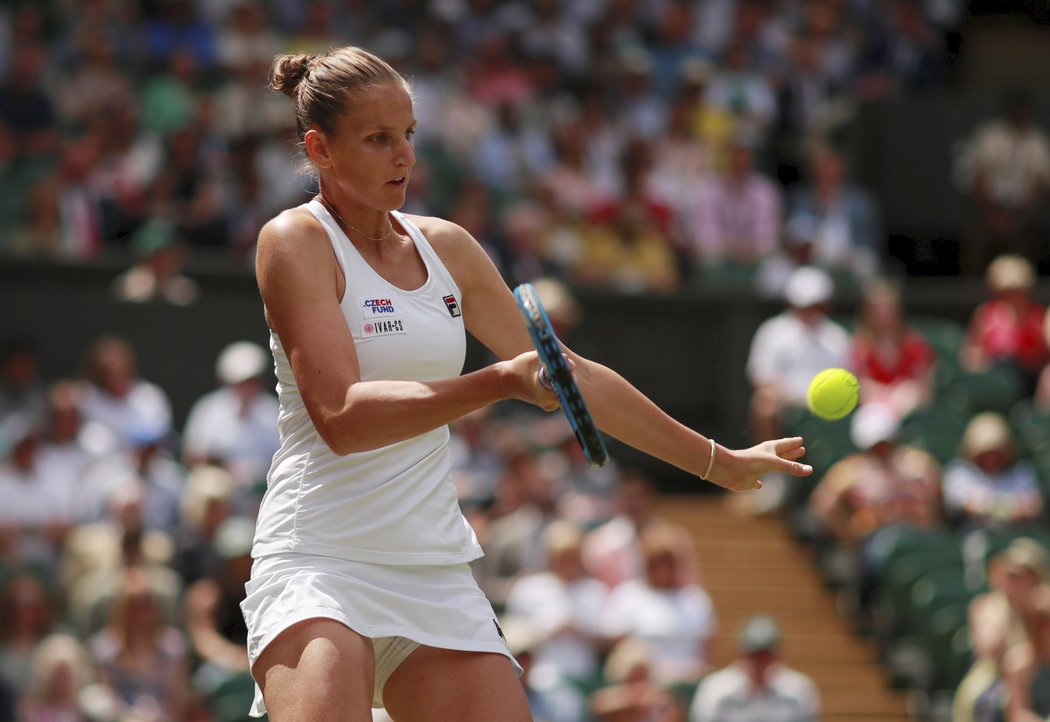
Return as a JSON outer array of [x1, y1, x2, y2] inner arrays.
[[403, 214, 470, 253], [256, 206, 336, 278]]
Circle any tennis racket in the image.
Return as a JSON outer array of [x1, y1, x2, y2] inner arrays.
[[513, 283, 608, 468]]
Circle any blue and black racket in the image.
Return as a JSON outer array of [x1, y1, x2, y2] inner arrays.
[[514, 283, 608, 468]]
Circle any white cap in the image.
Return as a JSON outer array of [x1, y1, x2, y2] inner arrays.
[[784, 266, 834, 308], [850, 403, 900, 450], [216, 341, 268, 385]]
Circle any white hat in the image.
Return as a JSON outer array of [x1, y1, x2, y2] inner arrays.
[[850, 403, 900, 450], [784, 266, 833, 308], [216, 341, 268, 385]]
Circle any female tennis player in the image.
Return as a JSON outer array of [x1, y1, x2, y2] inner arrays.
[[244, 46, 813, 722]]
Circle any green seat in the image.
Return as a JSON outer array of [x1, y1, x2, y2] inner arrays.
[[899, 404, 970, 465], [880, 537, 966, 640], [942, 363, 1025, 417], [912, 316, 966, 393], [207, 672, 262, 722], [918, 605, 973, 691], [1010, 398, 1050, 455]]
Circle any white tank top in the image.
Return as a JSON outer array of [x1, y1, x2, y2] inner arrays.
[[252, 200, 482, 565]]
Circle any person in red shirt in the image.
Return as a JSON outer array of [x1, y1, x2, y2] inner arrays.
[[850, 279, 935, 418], [961, 254, 1049, 392]]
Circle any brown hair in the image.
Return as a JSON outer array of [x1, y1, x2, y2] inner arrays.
[[270, 47, 408, 149]]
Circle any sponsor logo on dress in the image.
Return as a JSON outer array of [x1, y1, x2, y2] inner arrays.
[[362, 297, 397, 314], [443, 294, 462, 318], [362, 319, 405, 336]]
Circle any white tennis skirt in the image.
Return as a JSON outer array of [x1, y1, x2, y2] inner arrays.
[[241, 552, 520, 714]]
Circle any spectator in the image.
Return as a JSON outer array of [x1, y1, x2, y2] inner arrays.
[[1001, 584, 1050, 722], [576, 141, 681, 293], [857, 0, 948, 98], [746, 265, 851, 443], [172, 464, 236, 586], [583, 471, 697, 591], [954, 539, 1049, 722], [0, 335, 46, 426], [19, 633, 94, 722], [505, 520, 610, 691], [689, 614, 821, 722], [88, 568, 189, 722], [89, 102, 163, 241], [0, 43, 59, 162], [589, 636, 681, 722], [574, 199, 681, 293], [63, 483, 181, 637], [809, 402, 942, 614], [600, 522, 716, 686], [37, 381, 96, 509], [753, 214, 821, 299], [473, 101, 555, 197], [183, 516, 253, 705], [704, 38, 778, 140], [182, 340, 278, 487], [500, 616, 581, 722], [961, 254, 1049, 393], [477, 449, 564, 611], [0, 573, 59, 699], [956, 90, 1050, 274], [54, 27, 133, 129], [788, 145, 882, 284], [0, 419, 75, 570], [542, 120, 612, 220], [140, 46, 201, 139], [943, 411, 1043, 534], [77, 335, 173, 454], [7, 177, 63, 259], [849, 279, 935, 417], [110, 219, 200, 307], [773, 29, 849, 177], [690, 132, 782, 278]]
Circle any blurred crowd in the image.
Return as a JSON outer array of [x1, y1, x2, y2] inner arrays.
[[5, 0, 1050, 721], [3, 0, 1014, 298], [0, 287, 823, 722], [742, 256, 1050, 720]]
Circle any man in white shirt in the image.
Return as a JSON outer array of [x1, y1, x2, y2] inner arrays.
[[690, 615, 820, 722], [746, 265, 851, 443], [182, 340, 279, 487]]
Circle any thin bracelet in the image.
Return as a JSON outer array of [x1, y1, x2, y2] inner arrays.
[[702, 438, 716, 480]]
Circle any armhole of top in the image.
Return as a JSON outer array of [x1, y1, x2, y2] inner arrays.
[[306, 200, 351, 305]]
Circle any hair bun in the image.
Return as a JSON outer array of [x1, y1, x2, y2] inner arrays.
[[270, 54, 313, 98]]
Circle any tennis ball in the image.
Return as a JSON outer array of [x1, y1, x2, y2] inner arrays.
[[807, 368, 860, 420]]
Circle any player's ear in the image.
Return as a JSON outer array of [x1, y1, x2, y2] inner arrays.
[[304, 128, 333, 169]]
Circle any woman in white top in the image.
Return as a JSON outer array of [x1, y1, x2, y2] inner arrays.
[[247, 46, 813, 722]]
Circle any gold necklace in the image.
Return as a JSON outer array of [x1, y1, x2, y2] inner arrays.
[[318, 195, 395, 242]]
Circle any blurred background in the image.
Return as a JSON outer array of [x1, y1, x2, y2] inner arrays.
[[2, 1, 1050, 721]]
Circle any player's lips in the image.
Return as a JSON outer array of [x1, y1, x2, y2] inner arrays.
[[387, 176, 407, 186]]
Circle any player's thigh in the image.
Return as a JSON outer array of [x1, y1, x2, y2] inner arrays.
[[382, 646, 532, 722], [254, 617, 376, 722]]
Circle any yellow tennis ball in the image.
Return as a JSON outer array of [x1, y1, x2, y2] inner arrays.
[[807, 368, 860, 420]]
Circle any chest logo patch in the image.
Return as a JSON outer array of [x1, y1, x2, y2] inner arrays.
[[361, 297, 397, 315], [443, 294, 462, 318], [362, 318, 406, 337]]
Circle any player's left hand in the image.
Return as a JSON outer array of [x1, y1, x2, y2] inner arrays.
[[703, 436, 812, 492]]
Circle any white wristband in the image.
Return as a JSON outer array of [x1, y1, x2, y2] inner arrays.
[[702, 438, 716, 480]]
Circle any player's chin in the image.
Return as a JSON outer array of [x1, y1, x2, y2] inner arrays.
[[385, 176, 410, 197]]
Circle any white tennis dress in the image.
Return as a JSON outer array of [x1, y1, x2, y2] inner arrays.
[[242, 200, 516, 714]]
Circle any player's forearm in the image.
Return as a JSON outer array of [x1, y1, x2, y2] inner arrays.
[[318, 365, 512, 454], [581, 361, 715, 478]]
